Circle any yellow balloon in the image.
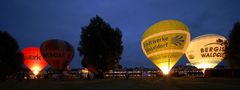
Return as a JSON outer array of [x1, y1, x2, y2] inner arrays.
[[186, 34, 227, 69], [141, 20, 190, 75]]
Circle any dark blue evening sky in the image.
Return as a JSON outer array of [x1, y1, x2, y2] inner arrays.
[[1, 0, 240, 68]]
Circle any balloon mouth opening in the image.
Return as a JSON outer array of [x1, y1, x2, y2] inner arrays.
[[197, 63, 213, 69], [162, 67, 170, 75], [33, 70, 40, 75], [32, 66, 41, 75], [163, 72, 169, 75]]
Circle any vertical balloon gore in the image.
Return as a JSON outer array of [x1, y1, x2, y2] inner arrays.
[[22, 47, 48, 75], [141, 20, 190, 75], [186, 34, 227, 69], [40, 39, 74, 71]]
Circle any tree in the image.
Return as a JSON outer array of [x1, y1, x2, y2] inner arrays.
[[78, 15, 123, 78], [225, 22, 240, 69], [0, 30, 23, 80]]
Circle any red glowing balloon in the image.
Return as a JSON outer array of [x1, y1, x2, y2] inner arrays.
[[40, 39, 74, 70], [22, 47, 48, 75]]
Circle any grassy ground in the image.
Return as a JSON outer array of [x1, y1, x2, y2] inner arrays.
[[1, 77, 240, 90]]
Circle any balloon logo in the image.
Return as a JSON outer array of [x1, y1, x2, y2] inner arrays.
[[186, 34, 227, 69], [141, 20, 190, 75], [40, 39, 74, 70], [22, 47, 48, 75]]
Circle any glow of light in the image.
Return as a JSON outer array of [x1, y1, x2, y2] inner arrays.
[[161, 67, 170, 75], [33, 70, 39, 75], [202, 68, 206, 74], [197, 63, 212, 69], [32, 66, 40, 75], [82, 68, 89, 73], [155, 61, 174, 75]]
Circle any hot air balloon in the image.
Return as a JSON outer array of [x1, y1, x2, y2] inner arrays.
[[22, 47, 48, 75], [40, 39, 74, 71], [141, 20, 190, 75], [185, 34, 227, 70]]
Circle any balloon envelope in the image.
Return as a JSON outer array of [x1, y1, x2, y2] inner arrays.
[[22, 47, 48, 75], [40, 39, 74, 70], [141, 20, 190, 74], [186, 34, 227, 69]]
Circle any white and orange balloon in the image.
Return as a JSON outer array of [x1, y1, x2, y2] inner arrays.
[[185, 34, 227, 70], [141, 20, 190, 75]]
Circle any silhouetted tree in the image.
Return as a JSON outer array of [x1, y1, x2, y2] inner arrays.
[[117, 64, 123, 69], [78, 15, 123, 78], [0, 30, 23, 80], [225, 22, 240, 69]]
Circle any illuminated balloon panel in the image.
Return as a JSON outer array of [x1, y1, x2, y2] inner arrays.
[[40, 39, 74, 70], [22, 47, 48, 75], [186, 34, 227, 69], [141, 20, 190, 75]]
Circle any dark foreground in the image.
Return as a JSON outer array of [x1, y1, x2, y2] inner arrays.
[[1, 77, 240, 90]]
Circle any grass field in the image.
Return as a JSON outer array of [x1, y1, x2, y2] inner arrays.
[[1, 77, 240, 90]]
